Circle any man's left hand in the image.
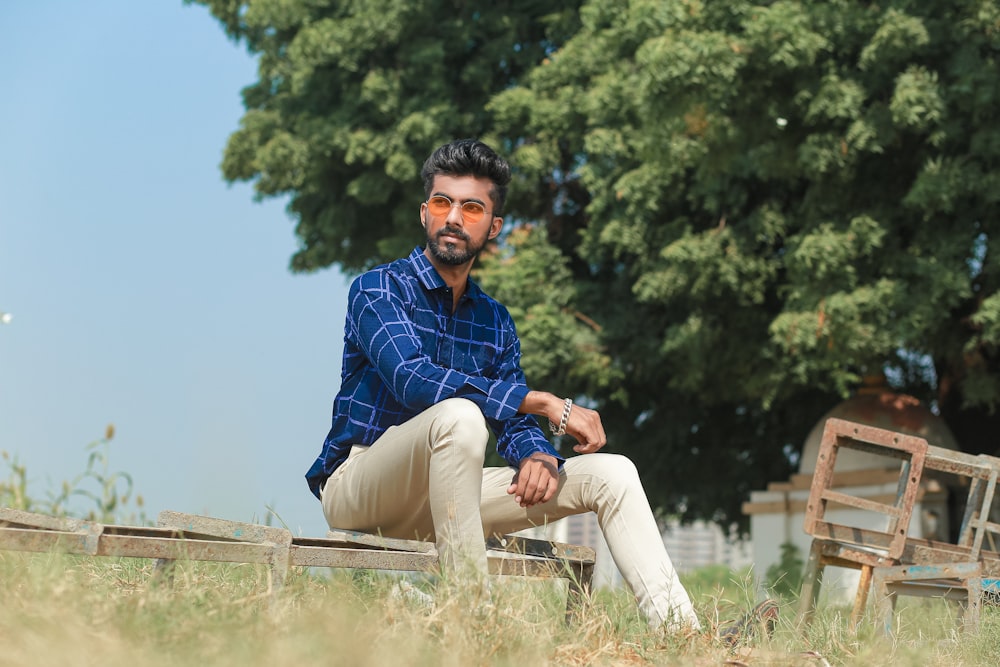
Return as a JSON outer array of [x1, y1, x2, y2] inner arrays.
[[507, 452, 559, 508]]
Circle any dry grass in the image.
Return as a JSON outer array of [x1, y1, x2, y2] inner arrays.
[[1, 551, 998, 667]]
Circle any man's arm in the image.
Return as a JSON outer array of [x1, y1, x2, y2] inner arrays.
[[505, 392, 609, 508], [518, 391, 607, 455]]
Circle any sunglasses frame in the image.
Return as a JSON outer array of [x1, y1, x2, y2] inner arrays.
[[425, 194, 492, 225]]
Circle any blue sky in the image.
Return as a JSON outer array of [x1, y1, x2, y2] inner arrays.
[[0, 1, 350, 536]]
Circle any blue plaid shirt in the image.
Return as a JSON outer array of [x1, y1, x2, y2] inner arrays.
[[306, 247, 561, 499]]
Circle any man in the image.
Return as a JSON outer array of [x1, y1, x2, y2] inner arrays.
[[305, 138, 700, 631]]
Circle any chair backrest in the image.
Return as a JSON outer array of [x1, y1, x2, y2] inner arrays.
[[803, 418, 928, 560], [923, 447, 1000, 559]]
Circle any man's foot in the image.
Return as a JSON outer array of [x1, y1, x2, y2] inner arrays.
[[718, 599, 779, 646], [389, 578, 501, 618], [390, 579, 435, 610]]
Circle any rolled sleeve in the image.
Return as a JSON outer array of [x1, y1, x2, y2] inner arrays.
[[492, 412, 564, 469]]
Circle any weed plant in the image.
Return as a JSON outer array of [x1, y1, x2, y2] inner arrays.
[[2, 424, 145, 524]]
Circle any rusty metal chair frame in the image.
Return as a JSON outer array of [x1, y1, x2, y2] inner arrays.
[[872, 561, 986, 634], [797, 418, 928, 627], [0, 507, 595, 615], [797, 418, 1000, 634], [924, 450, 1000, 561], [801, 418, 928, 560], [867, 449, 1000, 633]]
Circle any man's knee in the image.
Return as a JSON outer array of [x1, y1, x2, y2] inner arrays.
[[572, 451, 639, 478], [434, 397, 488, 429], [428, 398, 489, 451], [567, 452, 644, 501], [598, 453, 642, 487]]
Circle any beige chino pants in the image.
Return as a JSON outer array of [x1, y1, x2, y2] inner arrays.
[[320, 398, 699, 629]]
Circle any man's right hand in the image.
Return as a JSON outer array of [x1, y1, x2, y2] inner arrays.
[[519, 391, 607, 454], [564, 403, 607, 454]]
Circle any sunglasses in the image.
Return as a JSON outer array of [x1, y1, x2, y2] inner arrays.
[[425, 195, 491, 224]]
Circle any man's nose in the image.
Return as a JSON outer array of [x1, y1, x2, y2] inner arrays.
[[445, 203, 465, 226]]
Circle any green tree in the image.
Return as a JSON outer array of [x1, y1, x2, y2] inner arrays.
[[186, 0, 582, 271], [193, 0, 1000, 525], [488, 0, 1000, 522]]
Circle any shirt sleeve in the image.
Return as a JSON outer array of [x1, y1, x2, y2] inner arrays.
[[350, 273, 528, 422]]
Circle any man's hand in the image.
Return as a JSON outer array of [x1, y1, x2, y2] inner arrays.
[[519, 391, 608, 454], [507, 452, 559, 508], [564, 403, 607, 454]]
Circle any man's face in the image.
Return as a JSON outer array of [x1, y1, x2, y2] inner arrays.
[[421, 174, 502, 267]]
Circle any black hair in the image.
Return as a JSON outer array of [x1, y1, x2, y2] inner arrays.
[[420, 139, 511, 214]]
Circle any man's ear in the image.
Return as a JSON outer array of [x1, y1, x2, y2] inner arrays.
[[489, 216, 503, 239], [419, 203, 427, 228]]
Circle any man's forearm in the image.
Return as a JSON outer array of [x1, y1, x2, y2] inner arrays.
[[518, 390, 564, 424], [519, 390, 607, 455]]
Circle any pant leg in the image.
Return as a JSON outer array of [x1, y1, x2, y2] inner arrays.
[[479, 453, 700, 630], [320, 398, 491, 575]]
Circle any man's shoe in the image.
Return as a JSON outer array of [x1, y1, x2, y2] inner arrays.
[[389, 579, 435, 610], [718, 598, 779, 646]]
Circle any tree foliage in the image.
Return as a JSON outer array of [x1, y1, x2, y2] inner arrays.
[[187, 0, 582, 271], [192, 0, 1000, 525]]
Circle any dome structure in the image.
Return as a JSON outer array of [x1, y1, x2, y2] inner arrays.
[[799, 379, 958, 474]]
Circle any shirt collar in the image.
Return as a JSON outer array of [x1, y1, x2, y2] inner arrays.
[[407, 246, 483, 303]]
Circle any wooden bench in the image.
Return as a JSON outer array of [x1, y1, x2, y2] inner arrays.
[[0, 507, 595, 615]]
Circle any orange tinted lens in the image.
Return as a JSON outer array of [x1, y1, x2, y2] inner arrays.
[[460, 202, 486, 223], [427, 196, 452, 216]]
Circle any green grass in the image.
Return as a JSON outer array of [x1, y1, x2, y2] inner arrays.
[[4, 447, 1000, 665], [2, 551, 999, 667]]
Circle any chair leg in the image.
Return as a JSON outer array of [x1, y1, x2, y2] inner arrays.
[[871, 569, 897, 636], [963, 576, 982, 632], [850, 564, 873, 628], [565, 562, 593, 623], [151, 557, 176, 586], [796, 540, 824, 629]]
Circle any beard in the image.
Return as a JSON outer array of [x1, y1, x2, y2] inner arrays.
[[425, 219, 491, 266]]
